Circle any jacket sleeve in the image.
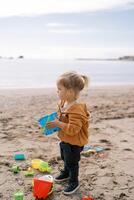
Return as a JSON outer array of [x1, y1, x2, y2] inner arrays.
[[62, 113, 83, 136]]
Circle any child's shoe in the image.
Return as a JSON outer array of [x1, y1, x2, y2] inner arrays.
[[63, 182, 80, 195], [54, 170, 69, 182]]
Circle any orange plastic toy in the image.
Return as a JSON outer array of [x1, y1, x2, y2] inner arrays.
[[33, 175, 53, 199], [81, 196, 94, 200]]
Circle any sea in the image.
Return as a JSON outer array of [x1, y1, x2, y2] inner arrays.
[[0, 59, 134, 88]]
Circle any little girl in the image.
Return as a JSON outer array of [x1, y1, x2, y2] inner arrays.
[[46, 71, 89, 195]]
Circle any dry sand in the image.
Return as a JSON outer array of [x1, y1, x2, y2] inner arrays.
[[0, 86, 134, 200]]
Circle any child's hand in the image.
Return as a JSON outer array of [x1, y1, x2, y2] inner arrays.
[[46, 119, 60, 129]]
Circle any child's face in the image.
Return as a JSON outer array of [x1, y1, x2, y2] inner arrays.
[[57, 83, 68, 101]]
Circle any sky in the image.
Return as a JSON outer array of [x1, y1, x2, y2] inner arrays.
[[0, 0, 134, 59]]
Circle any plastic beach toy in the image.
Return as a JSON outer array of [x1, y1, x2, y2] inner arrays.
[[39, 175, 54, 182], [39, 161, 52, 173], [38, 112, 61, 135], [94, 146, 105, 153], [83, 145, 93, 151], [31, 159, 52, 172], [31, 159, 43, 169], [14, 154, 25, 160], [81, 196, 94, 200], [24, 171, 34, 177], [33, 175, 54, 199], [11, 165, 20, 173], [14, 191, 24, 200], [82, 149, 96, 155], [24, 167, 34, 177]]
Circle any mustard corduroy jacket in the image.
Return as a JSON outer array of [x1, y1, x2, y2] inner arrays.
[[57, 102, 90, 146]]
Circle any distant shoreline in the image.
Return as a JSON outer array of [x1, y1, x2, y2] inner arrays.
[[76, 56, 134, 61], [76, 58, 118, 61], [0, 55, 134, 61]]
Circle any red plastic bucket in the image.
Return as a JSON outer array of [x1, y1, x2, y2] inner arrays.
[[81, 196, 94, 200], [33, 178, 53, 199]]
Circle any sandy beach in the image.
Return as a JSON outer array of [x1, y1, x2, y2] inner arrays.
[[0, 85, 134, 200]]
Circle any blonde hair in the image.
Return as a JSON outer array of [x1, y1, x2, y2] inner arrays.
[[57, 71, 89, 93]]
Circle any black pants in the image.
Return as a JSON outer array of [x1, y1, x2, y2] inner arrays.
[[60, 141, 83, 183]]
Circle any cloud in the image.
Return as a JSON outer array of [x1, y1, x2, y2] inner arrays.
[[0, 0, 134, 17]]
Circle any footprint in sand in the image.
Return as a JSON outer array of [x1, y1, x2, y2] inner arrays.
[[123, 148, 132, 151], [114, 192, 129, 200], [48, 156, 60, 165], [99, 139, 111, 145], [120, 140, 128, 142], [0, 193, 3, 198]]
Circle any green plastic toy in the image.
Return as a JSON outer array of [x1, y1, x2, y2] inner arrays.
[[11, 165, 20, 173], [24, 167, 34, 177], [14, 191, 24, 200], [24, 171, 34, 177], [39, 161, 52, 173]]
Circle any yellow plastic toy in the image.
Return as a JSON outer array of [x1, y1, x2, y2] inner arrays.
[[31, 159, 52, 173], [31, 159, 43, 169]]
